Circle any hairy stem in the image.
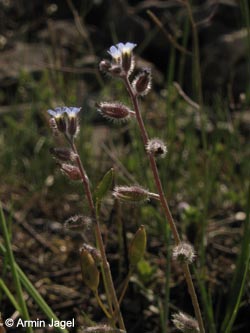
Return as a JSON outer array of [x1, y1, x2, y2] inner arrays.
[[123, 77, 205, 333], [71, 142, 125, 330]]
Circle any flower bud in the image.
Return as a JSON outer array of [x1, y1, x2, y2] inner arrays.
[[99, 59, 112, 73], [113, 185, 150, 204], [47, 107, 67, 133], [172, 312, 199, 333], [64, 107, 81, 138], [116, 42, 136, 75], [56, 115, 67, 133], [132, 68, 152, 96], [97, 102, 134, 121], [129, 225, 147, 267], [67, 117, 78, 137], [50, 147, 77, 162], [106, 42, 137, 77], [60, 163, 82, 181], [64, 215, 92, 231], [172, 242, 195, 264], [49, 118, 59, 136], [108, 64, 123, 77], [80, 247, 100, 291], [80, 244, 102, 264], [146, 138, 167, 158]]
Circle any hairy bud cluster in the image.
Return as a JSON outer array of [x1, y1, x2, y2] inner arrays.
[[60, 163, 81, 181], [80, 244, 102, 264], [99, 42, 137, 78], [146, 138, 167, 158], [132, 68, 152, 96], [172, 242, 195, 264], [97, 102, 134, 122], [64, 215, 92, 231], [172, 312, 199, 333], [113, 185, 150, 204], [50, 147, 77, 162]]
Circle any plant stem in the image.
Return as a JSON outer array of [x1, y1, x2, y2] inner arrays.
[[94, 291, 112, 319], [118, 269, 132, 305], [123, 77, 205, 333], [183, 263, 206, 333], [124, 77, 180, 244], [70, 142, 125, 331]]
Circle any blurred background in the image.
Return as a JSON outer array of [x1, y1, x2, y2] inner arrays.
[[0, 1, 250, 332]]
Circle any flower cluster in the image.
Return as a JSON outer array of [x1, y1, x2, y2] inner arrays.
[[98, 42, 152, 124], [64, 215, 92, 231], [47, 107, 82, 180], [60, 163, 81, 181], [100, 42, 136, 77], [47, 106, 81, 140], [50, 147, 77, 162]]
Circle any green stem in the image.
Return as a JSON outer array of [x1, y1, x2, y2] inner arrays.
[[94, 291, 112, 319], [118, 269, 132, 305]]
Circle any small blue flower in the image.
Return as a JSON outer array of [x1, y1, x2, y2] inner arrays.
[[47, 106, 66, 118], [47, 107, 67, 133], [107, 45, 122, 62], [64, 107, 81, 118], [116, 42, 137, 55], [107, 42, 137, 61], [106, 42, 137, 76]]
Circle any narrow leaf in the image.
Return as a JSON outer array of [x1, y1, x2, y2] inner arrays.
[[94, 168, 114, 203]]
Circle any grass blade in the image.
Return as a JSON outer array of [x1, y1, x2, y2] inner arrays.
[[0, 278, 21, 312], [0, 205, 69, 333], [0, 244, 69, 333], [220, 184, 250, 333], [0, 202, 33, 333], [17, 265, 69, 333]]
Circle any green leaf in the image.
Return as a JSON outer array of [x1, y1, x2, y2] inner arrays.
[[94, 168, 114, 204], [129, 225, 147, 267]]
